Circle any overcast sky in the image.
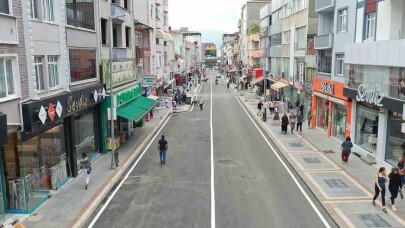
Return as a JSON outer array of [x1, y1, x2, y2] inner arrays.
[[169, 0, 246, 32]]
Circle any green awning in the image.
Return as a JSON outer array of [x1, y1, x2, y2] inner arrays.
[[116, 96, 157, 122]]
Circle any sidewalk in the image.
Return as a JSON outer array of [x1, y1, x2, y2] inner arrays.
[[231, 84, 405, 227], [22, 107, 172, 228]]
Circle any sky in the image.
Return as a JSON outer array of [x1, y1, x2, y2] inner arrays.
[[169, 0, 247, 48]]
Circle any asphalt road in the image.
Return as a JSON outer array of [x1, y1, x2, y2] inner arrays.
[[87, 70, 335, 228]]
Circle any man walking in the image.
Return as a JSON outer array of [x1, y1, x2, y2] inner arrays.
[[199, 97, 204, 110], [307, 106, 312, 128], [297, 111, 303, 134], [157, 135, 168, 165]]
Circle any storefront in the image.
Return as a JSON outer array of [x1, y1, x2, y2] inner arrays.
[[344, 64, 405, 166], [311, 77, 352, 141], [10, 83, 105, 213], [270, 78, 289, 102], [100, 83, 157, 152]]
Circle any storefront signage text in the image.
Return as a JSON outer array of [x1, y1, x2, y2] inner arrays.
[[142, 75, 157, 85], [102, 60, 135, 88], [116, 86, 140, 106], [320, 81, 335, 95], [67, 94, 89, 113], [356, 84, 384, 107]]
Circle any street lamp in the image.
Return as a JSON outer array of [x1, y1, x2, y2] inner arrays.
[[108, 14, 125, 170]]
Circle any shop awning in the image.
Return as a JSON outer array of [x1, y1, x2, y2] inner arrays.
[[251, 76, 264, 85], [271, 82, 289, 91], [164, 79, 176, 89], [117, 96, 158, 122]]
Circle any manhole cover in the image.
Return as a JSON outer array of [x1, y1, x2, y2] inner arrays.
[[324, 179, 348, 188], [323, 150, 335, 154], [217, 159, 239, 166], [289, 143, 303, 147], [241, 173, 258, 179], [200, 136, 210, 141], [303, 157, 321, 163], [357, 213, 391, 227]]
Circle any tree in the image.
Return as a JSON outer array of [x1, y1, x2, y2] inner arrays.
[[247, 23, 260, 35]]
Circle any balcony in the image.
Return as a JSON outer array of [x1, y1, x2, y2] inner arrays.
[[315, 0, 334, 12], [155, 0, 162, 5], [155, 19, 162, 29], [163, 4, 168, 12], [111, 4, 127, 22], [314, 34, 333, 49], [113, 48, 127, 60], [248, 49, 261, 58], [156, 44, 163, 52]]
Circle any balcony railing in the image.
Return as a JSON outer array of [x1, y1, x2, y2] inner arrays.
[[111, 4, 127, 22], [315, 0, 334, 12], [314, 33, 333, 49], [113, 48, 127, 60], [155, 20, 162, 29]]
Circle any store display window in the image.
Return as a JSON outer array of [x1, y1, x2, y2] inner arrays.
[[73, 108, 98, 167], [385, 112, 405, 165], [332, 104, 347, 141], [355, 105, 379, 154], [317, 98, 329, 131]]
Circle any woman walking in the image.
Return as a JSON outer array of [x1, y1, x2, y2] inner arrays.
[[273, 104, 280, 123], [80, 152, 92, 190], [281, 113, 289, 134], [388, 167, 402, 211], [372, 167, 388, 213], [341, 137, 353, 164]]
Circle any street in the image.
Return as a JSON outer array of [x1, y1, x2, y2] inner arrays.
[[85, 71, 335, 228]]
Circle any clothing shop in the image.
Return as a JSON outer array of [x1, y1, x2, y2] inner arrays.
[[4, 83, 105, 213], [344, 64, 405, 166], [311, 77, 352, 141], [270, 77, 289, 102]]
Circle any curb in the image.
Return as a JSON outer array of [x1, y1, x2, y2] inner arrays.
[[70, 110, 172, 228]]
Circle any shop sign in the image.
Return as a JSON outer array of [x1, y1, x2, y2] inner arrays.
[[356, 84, 384, 107], [320, 81, 334, 95], [305, 82, 312, 93], [116, 85, 141, 107], [55, 101, 63, 118], [102, 60, 135, 88], [299, 63, 304, 84], [48, 103, 56, 121], [142, 75, 157, 85], [38, 106, 47, 124], [66, 94, 89, 114]]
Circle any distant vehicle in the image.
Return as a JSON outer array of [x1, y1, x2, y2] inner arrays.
[[216, 73, 221, 79]]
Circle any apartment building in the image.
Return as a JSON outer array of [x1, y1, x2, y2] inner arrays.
[[260, 3, 271, 74], [343, 0, 405, 167], [311, 0, 357, 142]]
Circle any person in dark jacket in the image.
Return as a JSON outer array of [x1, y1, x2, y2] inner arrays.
[[281, 113, 289, 134], [388, 167, 402, 211], [341, 136, 353, 164]]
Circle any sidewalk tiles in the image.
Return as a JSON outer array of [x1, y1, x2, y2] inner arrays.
[[237, 90, 405, 227]]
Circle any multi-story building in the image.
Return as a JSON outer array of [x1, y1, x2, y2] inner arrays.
[[247, 33, 261, 68], [260, 3, 271, 74], [311, 0, 357, 142], [343, 0, 405, 167], [134, 0, 153, 76]]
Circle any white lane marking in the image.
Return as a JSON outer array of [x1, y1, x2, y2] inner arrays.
[[235, 97, 331, 228], [88, 115, 172, 228], [210, 73, 216, 228]]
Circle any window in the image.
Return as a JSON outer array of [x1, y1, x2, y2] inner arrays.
[[135, 32, 142, 47], [283, 58, 290, 78], [101, 18, 107, 45], [66, 0, 95, 30], [125, 26, 130, 47], [0, 0, 10, 14], [155, 8, 159, 19], [365, 13, 376, 40], [283, 30, 290, 44], [296, 26, 306, 50], [335, 54, 344, 76], [69, 49, 96, 83], [31, 0, 39, 19], [0, 58, 15, 99], [271, 33, 282, 46], [150, 4, 153, 18], [123, 0, 128, 10], [355, 105, 379, 154], [317, 50, 332, 74], [385, 112, 405, 165], [253, 41, 259, 50], [44, 0, 55, 21], [337, 8, 348, 33], [34, 56, 44, 90], [48, 56, 59, 88]]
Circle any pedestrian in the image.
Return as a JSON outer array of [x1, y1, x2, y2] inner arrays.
[[340, 137, 353, 164], [299, 102, 304, 116], [79, 152, 91, 190], [157, 135, 168, 165], [263, 100, 268, 121], [281, 113, 289, 134], [295, 100, 300, 113], [289, 112, 296, 134], [398, 156, 405, 185], [257, 100, 263, 115], [269, 100, 274, 114], [199, 97, 204, 110], [296, 111, 303, 134], [273, 105, 280, 123], [372, 167, 388, 213], [388, 167, 402, 211], [401, 141, 405, 157], [182, 91, 187, 103], [307, 106, 312, 128]]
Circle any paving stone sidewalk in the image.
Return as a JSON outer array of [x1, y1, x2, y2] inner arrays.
[[231, 84, 405, 227]]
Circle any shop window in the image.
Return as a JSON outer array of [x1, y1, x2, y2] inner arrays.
[[317, 50, 332, 74], [335, 54, 344, 76], [0, 0, 10, 14], [355, 104, 379, 154], [0, 57, 16, 99], [332, 104, 347, 141], [30, 0, 39, 19], [48, 56, 59, 88], [44, 0, 55, 22], [34, 56, 45, 91], [385, 112, 405, 165], [66, 0, 95, 30], [73, 108, 98, 165], [69, 49, 96, 83], [317, 98, 329, 132]]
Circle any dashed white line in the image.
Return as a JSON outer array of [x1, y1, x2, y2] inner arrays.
[[235, 97, 331, 228]]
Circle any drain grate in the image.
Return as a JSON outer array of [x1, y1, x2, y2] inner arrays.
[[324, 179, 348, 188], [303, 157, 321, 164], [357, 214, 391, 227], [323, 150, 335, 154], [240, 173, 258, 180], [217, 159, 239, 166], [289, 143, 303, 147]]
